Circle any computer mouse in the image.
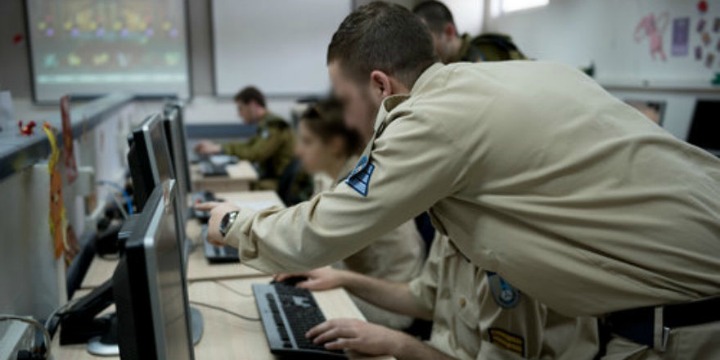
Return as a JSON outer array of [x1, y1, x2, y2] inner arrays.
[[270, 276, 308, 287]]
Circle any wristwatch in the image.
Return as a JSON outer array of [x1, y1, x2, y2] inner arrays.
[[219, 211, 240, 238]]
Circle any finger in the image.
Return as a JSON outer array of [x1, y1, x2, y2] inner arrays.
[[275, 273, 303, 282], [313, 327, 358, 345], [306, 320, 335, 339], [194, 201, 222, 211], [209, 237, 225, 246], [325, 338, 361, 351], [297, 278, 326, 290]]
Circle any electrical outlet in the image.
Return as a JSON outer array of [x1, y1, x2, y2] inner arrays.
[[0, 321, 34, 360]]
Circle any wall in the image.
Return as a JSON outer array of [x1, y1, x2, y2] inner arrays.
[[0, 99, 142, 320], [484, 0, 720, 87], [0, 0, 424, 123], [484, 0, 720, 140]]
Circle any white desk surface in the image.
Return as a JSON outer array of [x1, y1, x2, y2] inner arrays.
[[53, 277, 394, 360], [81, 191, 283, 289]]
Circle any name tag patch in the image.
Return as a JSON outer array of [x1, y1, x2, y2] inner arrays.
[[488, 328, 525, 357], [345, 156, 374, 196]]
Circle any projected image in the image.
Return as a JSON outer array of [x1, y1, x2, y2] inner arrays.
[[27, 0, 189, 102]]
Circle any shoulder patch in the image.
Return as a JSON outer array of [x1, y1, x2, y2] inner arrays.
[[487, 272, 521, 309], [488, 328, 525, 357], [344, 155, 375, 197]]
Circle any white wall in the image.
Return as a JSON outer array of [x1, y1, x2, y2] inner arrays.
[[444, 0, 484, 35], [484, 0, 720, 88], [0, 101, 144, 319], [484, 0, 720, 140]]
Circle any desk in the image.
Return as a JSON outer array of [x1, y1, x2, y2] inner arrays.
[[191, 160, 259, 193], [53, 277, 394, 360], [80, 191, 283, 289]]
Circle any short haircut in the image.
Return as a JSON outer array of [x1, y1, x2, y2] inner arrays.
[[301, 98, 362, 156], [327, 2, 437, 87], [413, 1, 455, 34], [234, 86, 266, 108]]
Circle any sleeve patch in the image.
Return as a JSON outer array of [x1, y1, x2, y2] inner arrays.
[[344, 156, 375, 197]]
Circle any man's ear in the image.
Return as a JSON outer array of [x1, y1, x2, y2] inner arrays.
[[369, 70, 393, 98], [444, 23, 457, 39]]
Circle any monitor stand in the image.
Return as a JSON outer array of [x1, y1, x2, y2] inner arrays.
[[86, 308, 204, 356], [189, 307, 205, 345]]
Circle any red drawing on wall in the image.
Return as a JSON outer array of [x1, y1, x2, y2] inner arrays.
[[635, 12, 670, 61], [698, 0, 708, 14], [18, 120, 37, 136]]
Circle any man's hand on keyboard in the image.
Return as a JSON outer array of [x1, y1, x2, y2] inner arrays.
[[305, 318, 404, 356], [274, 267, 347, 291], [194, 140, 222, 155], [195, 201, 241, 246]]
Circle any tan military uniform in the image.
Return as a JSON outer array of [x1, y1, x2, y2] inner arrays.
[[448, 33, 485, 63], [448, 33, 526, 63], [319, 156, 425, 329], [227, 62, 720, 356], [222, 112, 294, 189], [410, 234, 598, 359]]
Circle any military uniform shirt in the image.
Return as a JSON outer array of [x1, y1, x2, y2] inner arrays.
[[226, 61, 720, 317], [222, 112, 294, 180], [409, 234, 598, 359]]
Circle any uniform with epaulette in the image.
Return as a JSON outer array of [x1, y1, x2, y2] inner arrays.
[[450, 33, 527, 63], [222, 112, 294, 190], [225, 61, 720, 359], [410, 234, 598, 359]]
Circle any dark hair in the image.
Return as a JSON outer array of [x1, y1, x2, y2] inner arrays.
[[327, 2, 437, 87], [300, 98, 362, 156], [413, 1, 455, 34], [234, 86, 266, 108]]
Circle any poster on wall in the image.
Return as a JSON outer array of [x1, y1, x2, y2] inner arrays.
[[672, 18, 690, 56]]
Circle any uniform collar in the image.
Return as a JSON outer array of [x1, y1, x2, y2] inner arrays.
[[372, 62, 444, 133], [257, 112, 279, 127], [448, 34, 472, 63], [335, 155, 360, 185]]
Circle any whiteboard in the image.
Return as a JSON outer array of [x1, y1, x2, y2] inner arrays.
[[212, 0, 352, 96], [485, 0, 720, 89]]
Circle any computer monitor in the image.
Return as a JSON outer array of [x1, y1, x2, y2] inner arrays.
[[163, 103, 192, 218], [687, 100, 720, 157], [113, 180, 197, 360], [127, 113, 176, 211]]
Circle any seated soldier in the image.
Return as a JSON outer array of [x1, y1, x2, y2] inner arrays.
[[413, 1, 526, 63], [293, 98, 425, 330], [195, 86, 294, 190], [277, 234, 599, 360]]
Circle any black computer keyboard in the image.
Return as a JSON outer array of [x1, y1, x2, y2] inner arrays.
[[201, 225, 239, 263], [199, 161, 228, 177], [253, 284, 348, 360]]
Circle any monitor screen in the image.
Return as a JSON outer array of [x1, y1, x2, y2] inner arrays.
[[113, 180, 194, 360], [163, 104, 191, 214], [687, 100, 720, 155], [128, 113, 175, 211], [25, 0, 190, 102]]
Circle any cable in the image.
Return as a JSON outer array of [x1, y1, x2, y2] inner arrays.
[[189, 301, 260, 322], [213, 280, 253, 297], [0, 315, 51, 360], [44, 297, 81, 334]]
